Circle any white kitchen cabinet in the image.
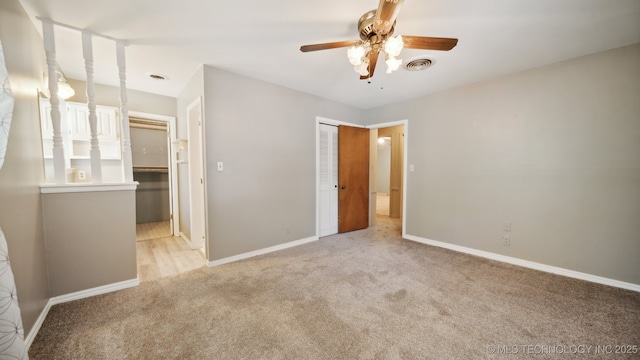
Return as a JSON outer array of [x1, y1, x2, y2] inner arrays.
[[40, 99, 121, 160]]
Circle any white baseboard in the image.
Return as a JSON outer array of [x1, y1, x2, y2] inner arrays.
[[25, 278, 139, 350], [404, 234, 640, 293], [48, 278, 140, 306], [209, 236, 319, 267], [24, 299, 50, 351]]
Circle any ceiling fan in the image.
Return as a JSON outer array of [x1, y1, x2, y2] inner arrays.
[[300, 0, 458, 80]]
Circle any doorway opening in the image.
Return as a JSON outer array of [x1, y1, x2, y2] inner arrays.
[[129, 112, 205, 282], [372, 124, 405, 233]]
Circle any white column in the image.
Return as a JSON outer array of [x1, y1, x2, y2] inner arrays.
[[82, 31, 102, 183], [116, 41, 133, 182], [42, 20, 66, 184]]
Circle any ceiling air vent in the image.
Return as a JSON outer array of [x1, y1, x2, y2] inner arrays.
[[146, 72, 169, 81], [405, 58, 433, 71]]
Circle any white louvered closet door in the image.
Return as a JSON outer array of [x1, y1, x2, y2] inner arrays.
[[319, 124, 338, 237]]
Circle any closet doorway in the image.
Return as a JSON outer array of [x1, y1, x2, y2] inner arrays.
[[130, 118, 172, 236], [129, 111, 205, 282], [317, 118, 370, 237]]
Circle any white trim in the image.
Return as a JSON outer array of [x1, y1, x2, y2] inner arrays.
[[179, 232, 190, 245], [185, 97, 207, 253], [199, 98, 210, 261], [366, 119, 408, 237], [49, 278, 140, 305], [40, 182, 138, 193], [25, 278, 139, 350], [404, 234, 640, 293], [208, 236, 318, 267], [25, 299, 50, 350]]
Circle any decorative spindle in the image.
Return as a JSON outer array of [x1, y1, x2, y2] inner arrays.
[[116, 41, 133, 183], [82, 31, 102, 183], [42, 19, 66, 184]]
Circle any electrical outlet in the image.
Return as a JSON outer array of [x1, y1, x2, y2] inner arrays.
[[503, 222, 511, 232], [502, 235, 511, 246], [77, 170, 86, 180]]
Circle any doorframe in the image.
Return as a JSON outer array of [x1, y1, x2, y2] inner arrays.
[[186, 96, 207, 256], [129, 110, 179, 236], [315, 116, 365, 238], [366, 119, 409, 238]]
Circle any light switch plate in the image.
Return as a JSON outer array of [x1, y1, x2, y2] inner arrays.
[[217, 162, 223, 171]]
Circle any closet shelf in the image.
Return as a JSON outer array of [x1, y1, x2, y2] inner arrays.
[[133, 166, 168, 173]]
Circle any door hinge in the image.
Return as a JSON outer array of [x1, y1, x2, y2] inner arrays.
[[200, 178, 203, 184], [170, 214, 174, 220]]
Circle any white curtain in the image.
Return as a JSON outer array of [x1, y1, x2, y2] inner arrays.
[[0, 229, 27, 359], [0, 40, 28, 359], [0, 40, 13, 169]]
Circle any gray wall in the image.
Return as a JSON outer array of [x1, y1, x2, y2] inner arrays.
[[42, 190, 137, 296], [176, 66, 205, 241], [202, 66, 364, 260], [131, 127, 170, 223], [363, 43, 640, 285], [0, 0, 51, 335], [131, 127, 169, 167], [66, 79, 177, 117], [134, 172, 170, 223]]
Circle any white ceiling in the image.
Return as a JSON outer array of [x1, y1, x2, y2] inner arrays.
[[17, 0, 640, 109]]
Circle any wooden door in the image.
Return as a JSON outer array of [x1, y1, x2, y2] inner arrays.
[[338, 125, 370, 233]]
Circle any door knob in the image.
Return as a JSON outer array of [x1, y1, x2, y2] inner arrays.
[[340, 185, 346, 189]]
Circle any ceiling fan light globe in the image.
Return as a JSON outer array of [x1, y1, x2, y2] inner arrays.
[[355, 62, 369, 76], [385, 55, 402, 73], [347, 45, 366, 66], [384, 35, 404, 57]]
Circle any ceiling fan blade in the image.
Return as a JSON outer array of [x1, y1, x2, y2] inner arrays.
[[300, 40, 361, 52], [360, 50, 380, 80], [373, 0, 405, 35], [402, 36, 458, 51]]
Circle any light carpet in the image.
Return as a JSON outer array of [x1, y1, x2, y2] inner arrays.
[[29, 217, 640, 359]]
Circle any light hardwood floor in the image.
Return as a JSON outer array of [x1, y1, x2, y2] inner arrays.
[[136, 221, 206, 282], [136, 221, 172, 241], [376, 192, 390, 216], [376, 193, 402, 233]]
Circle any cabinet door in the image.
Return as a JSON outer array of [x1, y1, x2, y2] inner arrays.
[[67, 103, 91, 140], [96, 106, 119, 140], [39, 100, 54, 139]]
